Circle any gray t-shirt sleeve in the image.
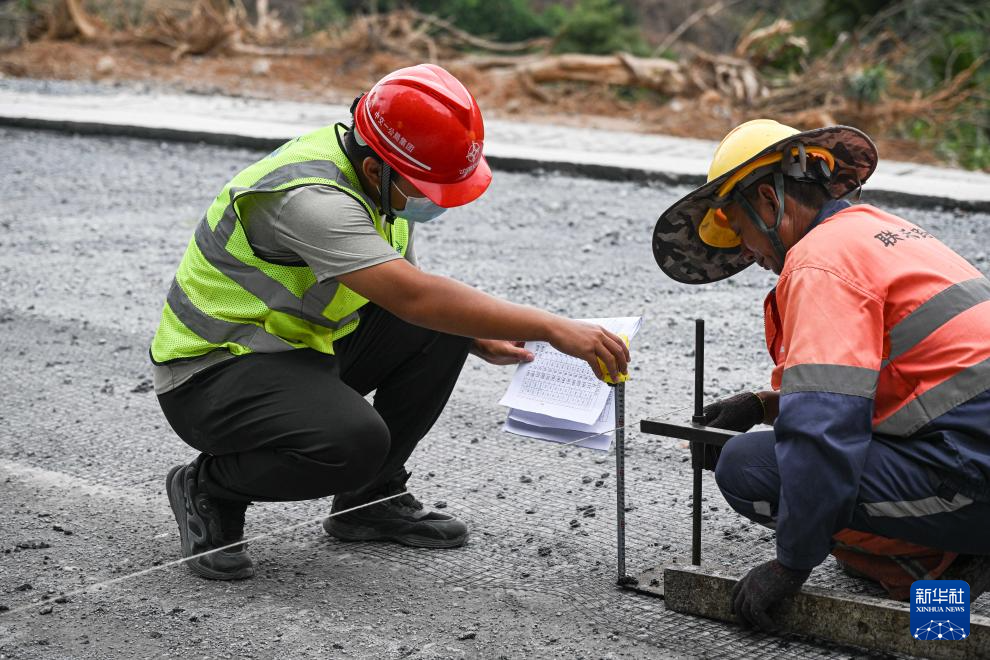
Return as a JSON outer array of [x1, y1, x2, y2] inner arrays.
[[273, 186, 407, 281]]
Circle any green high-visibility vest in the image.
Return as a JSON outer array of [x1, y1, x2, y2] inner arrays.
[[150, 123, 409, 364]]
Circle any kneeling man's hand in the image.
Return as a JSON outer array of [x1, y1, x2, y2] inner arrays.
[[732, 559, 811, 632], [470, 339, 534, 366], [702, 392, 765, 432]]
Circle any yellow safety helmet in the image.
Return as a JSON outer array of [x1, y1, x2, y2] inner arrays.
[[652, 120, 878, 285], [699, 119, 837, 249]]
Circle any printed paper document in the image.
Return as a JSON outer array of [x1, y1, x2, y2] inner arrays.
[[499, 316, 641, 450]]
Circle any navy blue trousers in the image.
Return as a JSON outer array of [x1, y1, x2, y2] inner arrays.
[[714, 430, 990, 556]]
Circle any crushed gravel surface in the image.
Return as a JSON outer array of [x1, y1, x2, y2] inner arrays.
[[1, 127, 987, 659]]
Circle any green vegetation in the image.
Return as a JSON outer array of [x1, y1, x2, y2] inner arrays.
[[545, 0, 648, 56], [294, 0, 987, 169], [845, 65, 888, 107], [302, 0, 347, 34], [415, 0, 551, 42], [909, 119, 990, 172], [301, 0, 647, 55], [797, 0, 990, 169], [19, 0, 987, 170]]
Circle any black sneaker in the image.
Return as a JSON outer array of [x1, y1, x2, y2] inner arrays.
[[323, 471, 468, 549], [166, 458, 255, 580]]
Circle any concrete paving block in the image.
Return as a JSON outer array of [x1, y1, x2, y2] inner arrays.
[[663, 565, 990, 660]]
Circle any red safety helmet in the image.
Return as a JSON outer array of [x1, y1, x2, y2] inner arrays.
[[354, 64, 492, 208]]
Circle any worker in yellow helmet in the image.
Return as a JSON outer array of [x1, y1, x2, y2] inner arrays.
[[653, 119, 990, 631]]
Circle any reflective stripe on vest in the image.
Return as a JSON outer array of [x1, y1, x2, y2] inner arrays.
[[192, 207, 358, 330], [166, 278, 294, 353], [151, 123, 409, 363]]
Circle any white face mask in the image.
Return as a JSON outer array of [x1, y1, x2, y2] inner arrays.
[[393, 182, 447, 223]]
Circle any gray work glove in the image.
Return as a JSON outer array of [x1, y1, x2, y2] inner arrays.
[[731, 559, 812, 632], [696, 392, 765, 471]]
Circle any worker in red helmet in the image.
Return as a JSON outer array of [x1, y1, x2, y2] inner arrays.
[[151, 64, 630, 580]]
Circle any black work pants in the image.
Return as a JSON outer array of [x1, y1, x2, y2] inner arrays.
[[157, 305, 471, 503]]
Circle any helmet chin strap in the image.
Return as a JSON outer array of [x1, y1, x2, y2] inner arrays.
[[732, 171, 789, 266], [379, 161, 396, 225]]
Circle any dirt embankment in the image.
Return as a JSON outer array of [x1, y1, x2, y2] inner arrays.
[[0, 38, 941, 167]]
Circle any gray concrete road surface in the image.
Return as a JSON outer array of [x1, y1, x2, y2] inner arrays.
[[1, 127, 987, 659]]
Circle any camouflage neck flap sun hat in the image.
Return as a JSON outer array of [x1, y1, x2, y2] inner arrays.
[[652, 120, 879, 285]]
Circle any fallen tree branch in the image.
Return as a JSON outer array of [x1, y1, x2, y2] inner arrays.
[[410, 9, 551, 54], [65, 0, 103, 39], [653, 0, 745, 56], [734, 18, 806, 60], [46, 0, 106, 40], [226, 41, 323, 57], [455, 54, 543, 70], [517, 71, 554, 103], [138, 0, 239, 59], [517, 53, 688, 95], [680, 45, 767, 103], [453, 49, 769, 103]]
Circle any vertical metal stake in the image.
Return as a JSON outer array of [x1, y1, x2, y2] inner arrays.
[[615, 381, 627, 584], [691, 319, 705, 567], [691, 460, 702, 566]]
